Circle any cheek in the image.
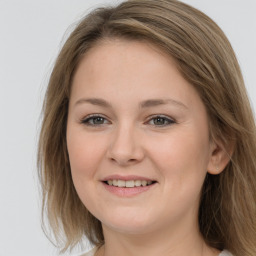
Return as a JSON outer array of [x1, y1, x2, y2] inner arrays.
[[148, 133, 210, 220], [149, 129, 210, 189], [66, 128, 108, 212], [67, 128, 105, 181]]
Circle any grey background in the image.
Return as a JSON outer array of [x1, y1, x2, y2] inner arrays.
[[0, 0, 255, 255]]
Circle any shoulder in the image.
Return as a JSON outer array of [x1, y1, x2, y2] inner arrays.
[[80, 248, 233, 256], [79, 247, 98, 256], [219, 250, 233, 256], [80, 248, 232, 256]]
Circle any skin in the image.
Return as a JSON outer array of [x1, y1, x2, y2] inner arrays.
[[67, 39, 229, 256]]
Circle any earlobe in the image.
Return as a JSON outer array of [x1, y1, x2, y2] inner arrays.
[[207, 139, 234, 175]]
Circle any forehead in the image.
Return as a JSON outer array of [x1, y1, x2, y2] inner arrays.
[[72, 39, 177, 89], [76, 38, 177, 78], [70, 39, 203, 111]]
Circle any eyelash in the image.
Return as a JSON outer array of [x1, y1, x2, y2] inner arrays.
[[81, 114, 110, 126], [80, 114, 176, 127], [147, 115, 176, 126]]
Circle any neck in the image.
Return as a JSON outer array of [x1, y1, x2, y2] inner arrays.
[[99, 221, 218, 256]]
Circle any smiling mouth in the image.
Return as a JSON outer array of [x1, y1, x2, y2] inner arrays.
[[103, 180, 157, 188]]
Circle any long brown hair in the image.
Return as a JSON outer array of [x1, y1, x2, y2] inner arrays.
[[38, 0, 256, 254]]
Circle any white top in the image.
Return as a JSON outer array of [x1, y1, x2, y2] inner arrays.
[[219, 250, 233, 256], [81, 248, 233, 256]]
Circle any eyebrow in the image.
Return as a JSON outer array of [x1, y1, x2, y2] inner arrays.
[[75, 98, 111, 108], [140, 99, 188, 109], [74, 97, 188, 110]]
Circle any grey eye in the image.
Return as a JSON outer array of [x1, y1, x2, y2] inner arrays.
[[91, 117, 105, 124], [153, 117, 167, 125], [81, 115, 109, 126], [148, 116, 175, 126]]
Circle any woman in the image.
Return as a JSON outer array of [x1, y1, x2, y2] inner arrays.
[[38, 0, 256, 255]]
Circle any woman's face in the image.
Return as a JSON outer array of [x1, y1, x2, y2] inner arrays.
[[67, 39, 216, 235]]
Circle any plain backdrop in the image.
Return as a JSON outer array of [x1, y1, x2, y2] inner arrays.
[[0, 0, 255, 255]]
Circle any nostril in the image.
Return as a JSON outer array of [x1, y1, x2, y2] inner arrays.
[[110, 157, 138, 166]]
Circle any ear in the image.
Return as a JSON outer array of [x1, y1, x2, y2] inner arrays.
[[207, 139, 234, 175]]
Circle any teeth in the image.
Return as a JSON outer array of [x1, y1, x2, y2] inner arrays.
[[141, 180, 147, 187], [126, 180, 135, 188], [106, 179, 154, 188], [118, 180, 125, 187], [135, 180, 142, 187]]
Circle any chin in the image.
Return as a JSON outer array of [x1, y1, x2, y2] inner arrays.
[[99, 209, 158, 235], [103, 221, 153, 235]]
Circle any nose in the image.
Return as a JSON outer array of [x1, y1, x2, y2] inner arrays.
[[107, 124, 145, 166]]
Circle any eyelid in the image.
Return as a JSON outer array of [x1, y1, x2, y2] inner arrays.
[[80, 114, 176, 127], [145, 114, 176, 126], [80, 114, 111, 126]]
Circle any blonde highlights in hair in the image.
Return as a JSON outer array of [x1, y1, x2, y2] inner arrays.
[[38, 0, 256, 254]]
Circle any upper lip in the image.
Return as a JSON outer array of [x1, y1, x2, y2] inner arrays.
[[102, 175, 157, 182]]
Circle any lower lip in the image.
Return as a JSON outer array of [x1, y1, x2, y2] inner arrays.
[[102, 182, 156, 197]]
